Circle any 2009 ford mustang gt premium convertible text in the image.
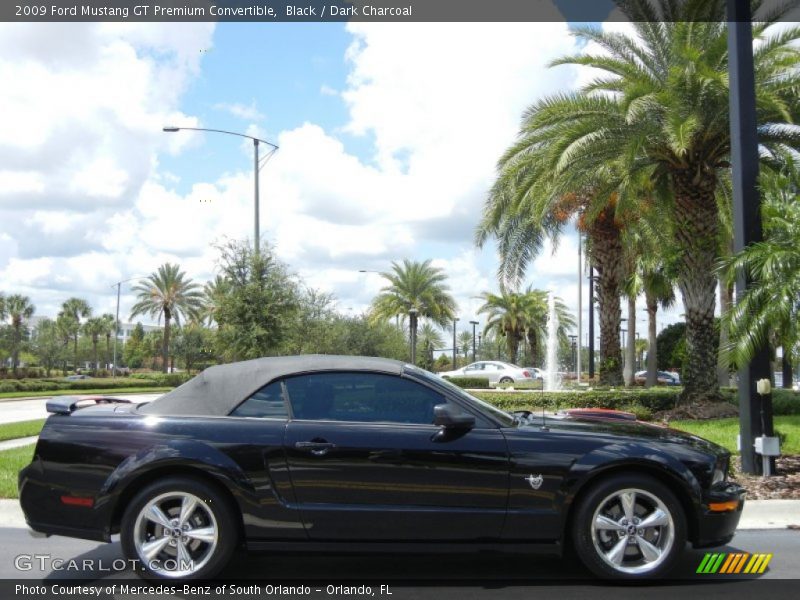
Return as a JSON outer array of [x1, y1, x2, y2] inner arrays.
[[19, 355, 744, 580]]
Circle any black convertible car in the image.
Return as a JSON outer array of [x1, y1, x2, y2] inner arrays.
[[19, 355, 744, 580]]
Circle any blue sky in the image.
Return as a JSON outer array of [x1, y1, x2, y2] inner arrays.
[[0, 16, 688, 346]]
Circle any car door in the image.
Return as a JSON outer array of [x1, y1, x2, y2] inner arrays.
[[282, 371, 510, 541]]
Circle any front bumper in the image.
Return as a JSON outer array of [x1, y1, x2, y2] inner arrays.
[[694, 482, 746, 548]]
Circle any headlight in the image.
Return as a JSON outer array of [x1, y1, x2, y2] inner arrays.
[[712, 457, 729, 485]]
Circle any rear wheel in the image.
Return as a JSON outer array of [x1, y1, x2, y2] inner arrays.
[[572, 474, 686, 579], [121, 476, 238, 580], [499, 377, 513, 384]]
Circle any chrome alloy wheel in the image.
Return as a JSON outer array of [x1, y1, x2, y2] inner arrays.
[[133, 491, 218, 578], [590, 487, 675, 575]]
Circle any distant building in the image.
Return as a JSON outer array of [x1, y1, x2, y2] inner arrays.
[[116, 322, 162, 342]]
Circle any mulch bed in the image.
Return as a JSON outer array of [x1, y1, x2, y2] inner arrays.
[[730, 455, 800, 499], [653, 401, 740, 421]]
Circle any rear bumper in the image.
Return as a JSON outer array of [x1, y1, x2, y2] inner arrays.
[[694, 482, 746, 548]]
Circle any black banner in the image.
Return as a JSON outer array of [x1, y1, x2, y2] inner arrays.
[[4, 0, 800, 23]]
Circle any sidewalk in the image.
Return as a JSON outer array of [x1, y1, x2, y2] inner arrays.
[[0, 498, 798, 530]]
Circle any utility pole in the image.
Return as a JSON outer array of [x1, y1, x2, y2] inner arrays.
[[452, 317, 459, 369], [727, 0, 773, 474]]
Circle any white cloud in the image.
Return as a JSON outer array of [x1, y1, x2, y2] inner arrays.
[[1, 17, 599, 329], [213, 101, 264, 121]]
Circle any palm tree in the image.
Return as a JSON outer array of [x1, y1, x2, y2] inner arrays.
[[369, 259, 457, 358], [55, 314, 75, 374], [59, 298, 91, 371], [416, 323, 445, 370], [5, 295, 34, 374], [641, 268, 676, 387], [200, 275, 230, 326], [477, 287, 574, 365], [504, 8, 800, 401], [722, 166, 800, 379], [477, 288, 529, 363], [520, 288, 575, 368], [130, 264, 204, 372], [100, 313, 116, 371], [457, 331, 473, 362], [82, 317, 106, 374]]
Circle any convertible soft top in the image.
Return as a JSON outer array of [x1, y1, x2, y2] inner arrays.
[[138, 354, 405, 416]]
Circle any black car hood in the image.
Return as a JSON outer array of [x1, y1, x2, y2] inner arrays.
[[515, 412, 728, 459]]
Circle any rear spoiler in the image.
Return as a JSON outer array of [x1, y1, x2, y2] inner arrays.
[[45, 395, 132, 415]]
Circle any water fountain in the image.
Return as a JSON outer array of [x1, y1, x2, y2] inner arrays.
[[544, 293, 561, 391]]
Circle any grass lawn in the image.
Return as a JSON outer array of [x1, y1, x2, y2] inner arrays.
[[0, 419, 45, 442], [0, 444, 34, 499], [0, 386, 171, 400], [671, 415, 800, 455]]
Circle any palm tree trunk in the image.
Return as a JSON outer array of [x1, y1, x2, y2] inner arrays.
[[645, 292, 658, 388], [624, 295, 636, 386], [590, 211, 623, 386], [73, 335, 78, 373], [163, 311, 171, 373], [673, 169, 720, 404], [782, 353, 793, 389], [11, 323, 20, 375], [92, 340, 99, 375], [717, 279, 732, 387], [528, 331, 541, 368], [105, 335, 111, 372]]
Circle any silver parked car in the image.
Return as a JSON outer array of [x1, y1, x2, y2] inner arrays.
[[438, 361, 533, 385]]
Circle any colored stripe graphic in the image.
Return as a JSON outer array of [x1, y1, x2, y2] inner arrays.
[[697, 552, 772, 574]]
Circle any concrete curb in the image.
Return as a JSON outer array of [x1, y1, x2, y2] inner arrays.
[[0, 436, 38, 452], [0, 498, 797, 531]]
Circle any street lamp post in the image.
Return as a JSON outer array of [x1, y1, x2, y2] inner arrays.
[[588, 269, 596, 379], [163, 126, 278, 252], [409, 308, 418, 365], [452, 317, 459, 369], [469, 320, 479, 362], [111, 276, 142, 377]]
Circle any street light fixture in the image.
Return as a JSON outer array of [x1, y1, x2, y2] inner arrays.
[[469, 320, 479, 362], [162, 126, 278, 252]]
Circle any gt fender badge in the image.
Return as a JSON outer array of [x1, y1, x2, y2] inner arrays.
[[525, 474, 543, 489]]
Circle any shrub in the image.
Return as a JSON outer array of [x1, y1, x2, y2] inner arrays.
[[472, 388, 681, 414], [446, 377, 491, 389], [0, 383, 16, 393]]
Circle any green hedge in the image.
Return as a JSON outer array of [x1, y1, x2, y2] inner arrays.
[[472, 388, 682, 413], [445, 377, 491, 389], [721, 387, 800, 416], [0, 373, 193, 395]]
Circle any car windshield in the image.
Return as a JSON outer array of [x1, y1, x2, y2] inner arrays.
[[404, 365, 516, 427]]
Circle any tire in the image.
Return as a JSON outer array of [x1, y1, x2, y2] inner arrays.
[[499, 377, 513, 384], [571, 473, 686, 580], [121, 476, 238, 580]]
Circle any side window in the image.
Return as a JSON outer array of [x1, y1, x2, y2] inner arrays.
[[229, 381, 288, 419], [284, 372, 446, 425]]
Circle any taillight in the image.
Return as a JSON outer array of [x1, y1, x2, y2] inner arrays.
[[60, 495, 94, 507], [522, 370, 531, 378]]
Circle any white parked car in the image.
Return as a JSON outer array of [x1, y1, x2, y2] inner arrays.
[[438, 361, 533, 385]]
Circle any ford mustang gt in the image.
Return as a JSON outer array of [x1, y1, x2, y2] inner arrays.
[[19, 355, 744, 580]]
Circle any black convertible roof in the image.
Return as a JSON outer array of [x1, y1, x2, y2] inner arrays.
[[138, 354, 405, 416]]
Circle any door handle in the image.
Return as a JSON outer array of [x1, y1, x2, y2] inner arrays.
[[295, 441, 336, 456]]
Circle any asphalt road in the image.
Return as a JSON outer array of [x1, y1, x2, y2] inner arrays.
[[0, 394, 162, 424], [0, 528, 797, 598]]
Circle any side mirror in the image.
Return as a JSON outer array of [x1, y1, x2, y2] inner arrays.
[[433, 404, 475, 430]]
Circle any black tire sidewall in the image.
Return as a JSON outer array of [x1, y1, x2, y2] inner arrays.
[[571, 474, 687, 580], [120, 476, 238, 580]]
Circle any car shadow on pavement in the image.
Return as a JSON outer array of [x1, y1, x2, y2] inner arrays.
[[38, 540, 768, 587]]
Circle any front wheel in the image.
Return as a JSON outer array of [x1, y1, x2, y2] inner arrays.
[[121, 476, 238, 580], [499, 377, 513, 384], [572, 474, 686, 579]]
